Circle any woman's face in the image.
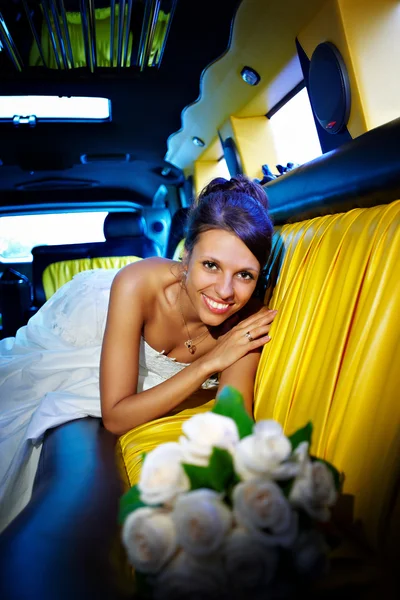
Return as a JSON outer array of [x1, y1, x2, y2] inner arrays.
[[183, 229, 260, 326]]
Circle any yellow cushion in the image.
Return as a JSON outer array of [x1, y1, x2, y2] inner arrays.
[[255, 200, 400, 551], [172, 238, 185, 261], [42, 256, 141, 300], [117, 399, 215, 489]]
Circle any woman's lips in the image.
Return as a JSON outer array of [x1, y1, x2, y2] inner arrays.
[[201, 293, 232, 315]]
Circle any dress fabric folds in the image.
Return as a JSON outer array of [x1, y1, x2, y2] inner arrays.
[[0, 268, 216, 532]]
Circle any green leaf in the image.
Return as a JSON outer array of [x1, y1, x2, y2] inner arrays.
[[183, 447, 238, 493], [211, 385, 254, 439], [118, 484, 147, 525], [310, 456, 342, 491], [208, 447, 237, 492], [288, 422, 313, 452], [182, 463, 212, 490]]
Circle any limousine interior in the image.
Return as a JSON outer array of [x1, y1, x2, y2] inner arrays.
[[0, 0, 399, 598]]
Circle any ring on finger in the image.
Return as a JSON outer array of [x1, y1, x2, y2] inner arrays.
[[245, 331, 254, 342]]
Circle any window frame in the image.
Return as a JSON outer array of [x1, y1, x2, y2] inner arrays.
[[0, 96, 112, 124]]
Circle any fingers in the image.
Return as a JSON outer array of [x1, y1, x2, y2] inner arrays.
[[242, 320, 273, 343], [250, 333, 271, 348], [238, 308, 278, 332]]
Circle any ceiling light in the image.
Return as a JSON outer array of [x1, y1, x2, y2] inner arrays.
[[241, 66, 261, 86], [192, 136, 205, 147]]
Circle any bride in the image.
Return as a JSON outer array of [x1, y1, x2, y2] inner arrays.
[[0, 175, 275, 532]]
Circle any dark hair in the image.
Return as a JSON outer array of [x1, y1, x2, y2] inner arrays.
[[184, 175, 273, 268]]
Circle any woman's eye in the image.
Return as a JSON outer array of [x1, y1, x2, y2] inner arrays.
[[238, 271, 254, 280], [203, 261, 218, 270]]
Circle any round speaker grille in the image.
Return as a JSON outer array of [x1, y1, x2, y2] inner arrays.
[[309, 42, 351, 134]]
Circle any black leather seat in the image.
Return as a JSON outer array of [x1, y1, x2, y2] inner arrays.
[[0, 418, 132, 600], [165, 207, 189, 258], [32, 212, 161, 306]]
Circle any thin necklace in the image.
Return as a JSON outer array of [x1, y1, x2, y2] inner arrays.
[[178, 288, 210, 354]]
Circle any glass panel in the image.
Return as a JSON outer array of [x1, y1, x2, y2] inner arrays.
[[269, 87, 322, 166], [0, 212, 108, 263], [217, 157, 230, 180], [0, 96, 110, 121]]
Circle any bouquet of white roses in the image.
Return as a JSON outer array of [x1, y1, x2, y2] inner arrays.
[[119, 386, 341, 600]]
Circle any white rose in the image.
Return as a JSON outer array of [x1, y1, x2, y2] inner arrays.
[[179, 412, 239, 467], [223, 527, 279, 597], [233, 479, 298, 547], [121, 507, 177, 574], [172, 489, 232, 558], [233, 420, 298, 481], [291, 529, 329, 577], [138, 442, 190, 505], [289, 456, 337, 522], [153, 550, 227, 600]]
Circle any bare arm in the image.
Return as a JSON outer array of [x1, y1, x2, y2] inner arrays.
[[217, 299, 274, 416], [218, 350, 262, 417], [100, 263, 217, 434]]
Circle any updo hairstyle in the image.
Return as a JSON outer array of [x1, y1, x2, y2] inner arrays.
[[184, 175, 273, 269]]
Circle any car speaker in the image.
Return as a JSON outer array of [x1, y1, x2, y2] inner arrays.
[[308, 42, 351, 134]]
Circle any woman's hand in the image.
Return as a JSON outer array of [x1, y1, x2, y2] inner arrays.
[[203, 308, 277, 374]]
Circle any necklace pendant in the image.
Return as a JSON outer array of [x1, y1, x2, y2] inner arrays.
[[184, 340, 196, 354]]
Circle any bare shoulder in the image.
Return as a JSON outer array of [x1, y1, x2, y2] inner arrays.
[[111, 257, 180, 301]]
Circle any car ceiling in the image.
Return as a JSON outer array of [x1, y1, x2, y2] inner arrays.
[[0, 0, 240, 206]]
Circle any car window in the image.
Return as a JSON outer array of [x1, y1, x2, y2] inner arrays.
[[0, 212, 108, 262], [269, 87, 322, 166]]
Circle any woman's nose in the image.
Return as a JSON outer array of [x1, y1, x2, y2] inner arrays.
[[215, 275, 234, 300]]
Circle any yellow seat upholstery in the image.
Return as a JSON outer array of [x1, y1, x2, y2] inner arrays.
[[118, 399, 215, 488], [117, 201, 400, 555], [42, 256, 141, 300], [255, 200, 400, 551]]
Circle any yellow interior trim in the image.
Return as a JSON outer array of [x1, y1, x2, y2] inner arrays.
[[230, 115, 279, 181], [337, 0, 400, 131], [254, 201, 400, 550], [166, 0, 327, 170], [193, 160, 230, 196], [42, 256, 142, 300], [297, 0, 367, 138], [172, 239, 185, 262]]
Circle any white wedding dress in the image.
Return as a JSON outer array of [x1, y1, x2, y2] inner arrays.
[[0, 268, 217, 533]]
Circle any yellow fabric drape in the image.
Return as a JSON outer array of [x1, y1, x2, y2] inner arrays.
[[42, 255, 141, 300], [118, 399, 215, 489], [254, 201, 400, 550]]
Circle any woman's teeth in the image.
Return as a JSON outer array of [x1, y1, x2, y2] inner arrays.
[[202, 294, 230, 313], [208, 299, 228, 309]]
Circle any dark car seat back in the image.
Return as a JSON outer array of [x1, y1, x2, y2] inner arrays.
[[31, 212, 161, 306], [165, 207, 189, 259]]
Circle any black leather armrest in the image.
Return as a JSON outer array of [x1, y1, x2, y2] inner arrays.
[[0, 418, 133, 600]]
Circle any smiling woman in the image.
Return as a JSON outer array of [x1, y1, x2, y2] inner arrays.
[[0, 174, 275, 533], [100, 175, 275, 434]]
